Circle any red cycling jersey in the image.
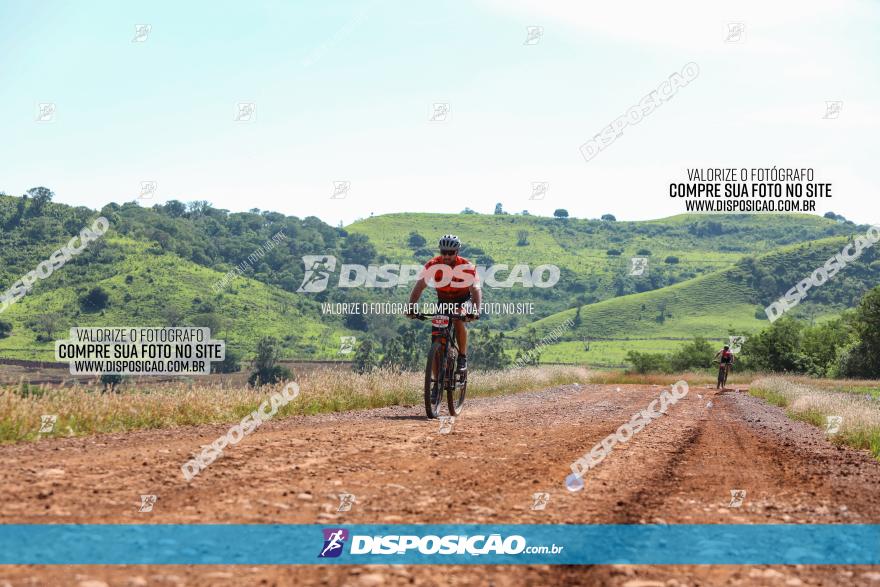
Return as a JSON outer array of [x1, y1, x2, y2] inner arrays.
[[423, 255, 478, 300]]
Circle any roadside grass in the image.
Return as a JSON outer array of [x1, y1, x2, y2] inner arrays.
[[0, 365, 590, 444], [587, 369, 758, 387], [750, 376, 880, 459]]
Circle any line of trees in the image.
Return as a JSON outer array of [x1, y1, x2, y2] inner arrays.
[[627, 285, 880, 378]]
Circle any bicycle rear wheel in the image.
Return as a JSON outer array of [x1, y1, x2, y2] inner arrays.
[[424, 341, 445, 418]]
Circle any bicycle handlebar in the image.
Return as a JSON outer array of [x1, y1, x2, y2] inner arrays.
[[409, 312, 478, 322]]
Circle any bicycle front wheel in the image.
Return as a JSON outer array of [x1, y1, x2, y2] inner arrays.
[[424, 341, 445, 418], [447, 358, 466, 417]]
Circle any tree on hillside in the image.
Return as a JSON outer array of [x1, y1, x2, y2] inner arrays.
[[469, 328, 509, 370], [26, 187, 54, 216], [163, 200, 187, 217], [0, 319, 11, 339], [553, 209, 569, 219], [248, 336, 292, 386], [407, 231, 427, 248], [494, 203, 505, 215], [669, 336, 714, 371], [352, 339, 377, 373], [341, 233, 376, 265], [213, 346, 242, 373], [78, 287, 110, 312], [190, 312, 222, 335], [739, 316, 804, 372], [187, 200, 213, 218], [840, 287, 880, 377], [461, 207, 477, 214], [161, 306, 185, 327], [601, 214, 616, 221], [516, 230, 529, 246], [29, 312, 63, 342], [7, 195, 28, 228]]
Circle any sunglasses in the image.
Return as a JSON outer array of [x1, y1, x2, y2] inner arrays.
[[440, 250, 457, 256]]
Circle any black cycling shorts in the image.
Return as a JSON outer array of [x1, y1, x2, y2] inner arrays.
[[437, 292, 472, 314]]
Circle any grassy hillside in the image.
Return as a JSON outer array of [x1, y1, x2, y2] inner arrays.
[[519, 235, 880, 366], [346, 213, 859, 325], [347, 212, 854, 275], [0, 237, 352, 361], [0, 190, 871, 364]]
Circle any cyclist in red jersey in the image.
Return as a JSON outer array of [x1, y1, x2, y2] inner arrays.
[[714, 344, 735, 386], [406, 234, 482, 372]]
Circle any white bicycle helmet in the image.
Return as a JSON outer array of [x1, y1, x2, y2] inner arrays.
[[438, 234, 461, 251]]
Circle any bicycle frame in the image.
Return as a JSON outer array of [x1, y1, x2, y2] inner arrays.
[[415, 313, 467, 381]]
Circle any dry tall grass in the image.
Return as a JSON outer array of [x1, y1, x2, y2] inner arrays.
[[588, 370, 758, 386], [750, 376, 880, 458], [0, 366, 590, 444]]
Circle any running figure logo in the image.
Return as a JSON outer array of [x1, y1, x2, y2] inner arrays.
[[438, 416, 455, 434], [39, 415, 57, 434], [826, 415, 843, 435], [297, 255, 337, 293], [337, 493, 356, 512], [629, 257, 648, 276], [531, 492, 550, 510], [728, 489, 746, 508], [139, 494, 157, 512], [319, 528, 349, 558]]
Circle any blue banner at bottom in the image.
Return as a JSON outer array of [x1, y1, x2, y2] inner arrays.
[[0, 524, 878, 565]]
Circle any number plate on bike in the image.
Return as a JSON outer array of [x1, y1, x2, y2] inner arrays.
[[431, 315, 450, 327]]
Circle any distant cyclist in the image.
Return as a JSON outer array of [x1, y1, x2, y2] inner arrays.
[[406, 234, 482, 372], [714, 344, 734, 387]]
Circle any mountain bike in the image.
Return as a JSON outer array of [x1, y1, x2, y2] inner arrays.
[[716, 361, 731, 390], [412, 312, 475, 419]]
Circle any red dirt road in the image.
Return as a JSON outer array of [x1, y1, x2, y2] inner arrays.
[[2, 382, 880, 586]]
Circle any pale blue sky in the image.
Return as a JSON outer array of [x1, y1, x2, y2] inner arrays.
[[2, 0, 878, 226]]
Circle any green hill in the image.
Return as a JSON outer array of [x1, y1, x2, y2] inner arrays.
[[0, 236, 351, 361], [516, 235, 880, 366], [0, 190, 872, 365], [347, 212, 858, 324]]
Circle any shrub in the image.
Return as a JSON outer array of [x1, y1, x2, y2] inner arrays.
[[669, 337, 715, 372], [79, 287, 110, 312], [248, 336, 292, 386], [407, 232, 426, 248], [352, 339, 378, 374], [100, 374, 124, 392], [626, 350, 670, 373], [213, 347, 242, 373]]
